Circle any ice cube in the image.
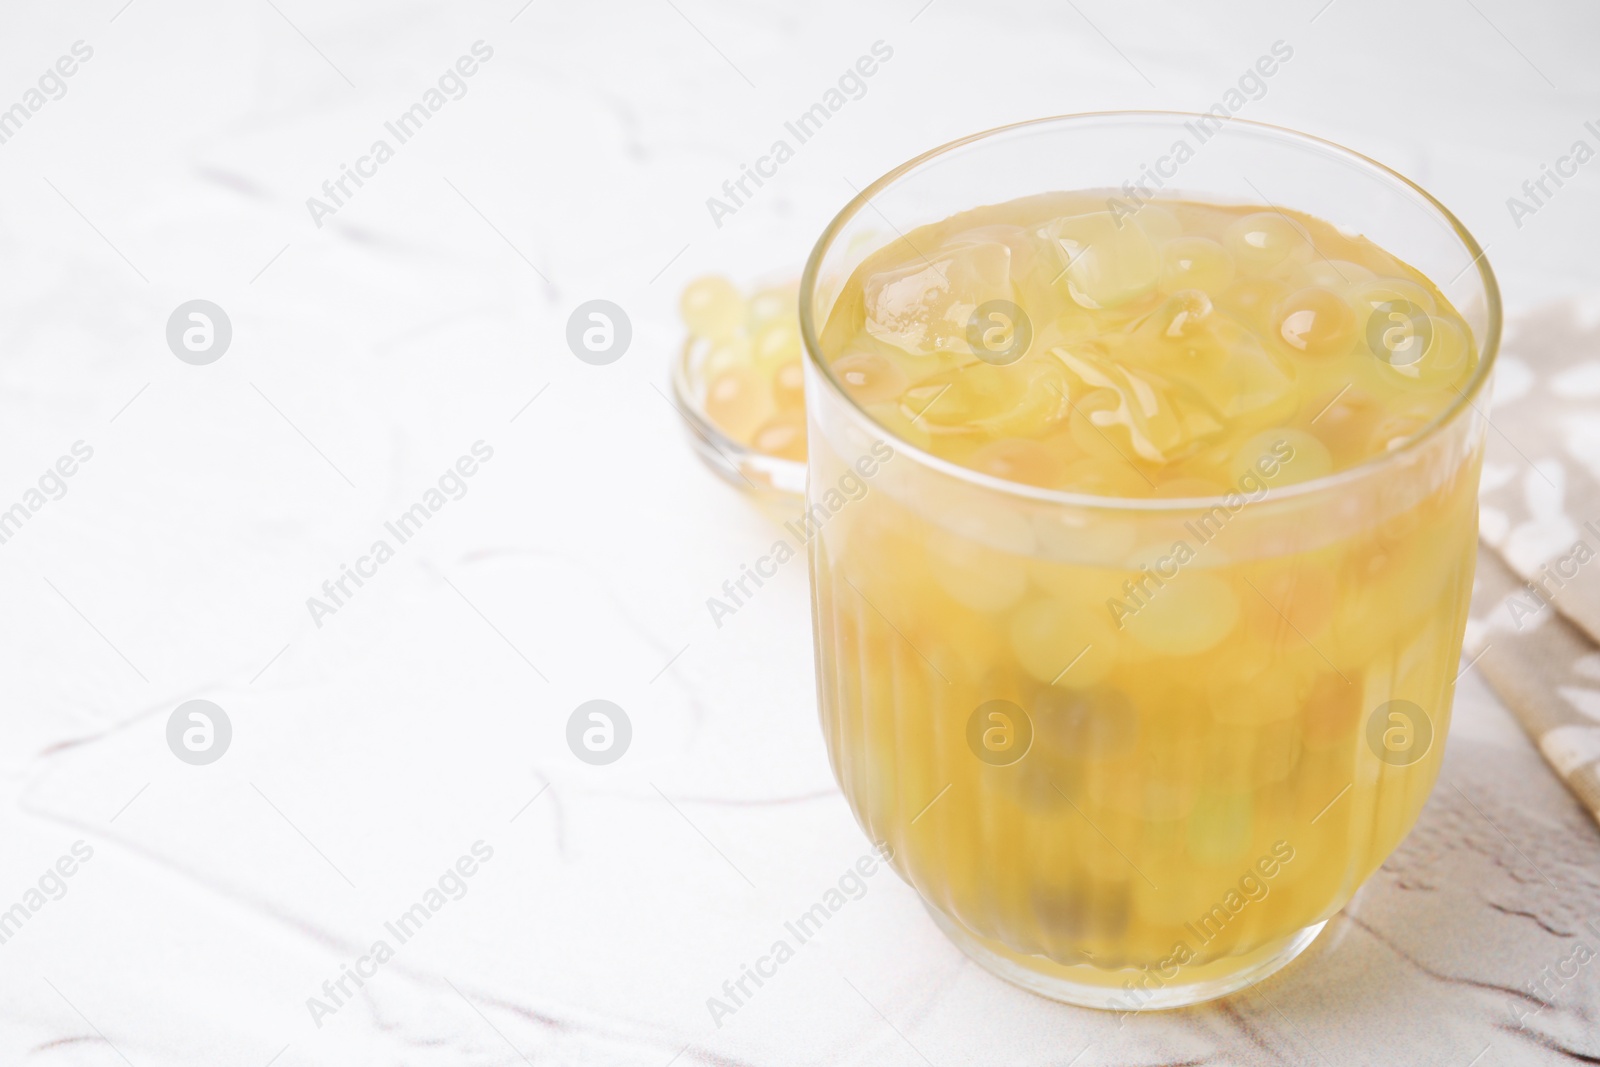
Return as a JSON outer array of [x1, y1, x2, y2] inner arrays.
[[951, 224, 1039, 277], [1046, 210, 1161, 310], [862, 240, 1013, 356]]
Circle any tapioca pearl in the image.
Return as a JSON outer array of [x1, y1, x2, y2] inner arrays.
[[831, 350, 910, 406], [1220, 517, 1322, 567], [752, 411, 807, 461], [1139, 853, 1224, 932], [902, 364, 1020, 431], [1394, 622, 1463, 703], [1009, 753, 1077, 813], [1059, 458, 1153, 498], [1208, 717, 1299, 792], [1275, 286, 1358, 358], [1160, 237, 1235, 295], [1337, 536, 1393, 592], [1122, 529, 1226, 578], [1080, 762, 1144, 822], [1032, 510, 1145, 568], [1369, 475, 1442, 543], [927, 433, 983, 471], [680, 275, 745, 340], [933, 600, 1005, 678], [1187, 790, 1254, 865], [969, 437, 1064, 488], [1203, 629, 1285, 680], [1152, 477, 1228, 499], [1379, 534, 1459, 611], [1136, 812, 1189, 868], [1301, 386, 1378, 463], [926, 525, 1030, 613], [1158, 463, 1228, 502], [1121, 570, 1239, 656], [840, 510, 927, 604], [856, 401, 935, 456], [1361, 302, 1434, 371], [701, 335, 752, 380], [1367, 408, 1435, 453], [752, 316, 801, 370], [1301, 670, 1362, 750], [1169, 200, 1239, 237], [1318, 476, 1395, 543], [1051, 856, 1138, 934], [1033, 684, 1139, 761], [1344, 238, 1408, 278], [1210, 669, 1299, 731], [941, 500, 1039, 557], [1332, 545, 1428, 659], [1217, 276, 1291, 332], [1348, 277, 1436, 331], [967, 360, 1074, 440], [1230, 428, 1333, 490], [705, 365, 773, 443], [1290, 259, 1374, 291], [748, 284, 796, 326], [1139, 688, 1208, 759], [1373, 490, 1437, 549], [1122, 535, 1233, 613], [1008, 597, 1118, 689], [1036, 426, 1090, 471], [1147, 288, 1219, 340], [1027, 560, 1126, 614], [1375, 313, 1472, 390], [1240, 562, 1337, 645], [1223, 212, 1312, 275], [1162, 444, 1235, 485], [1132, 203, 1184, 243], [773, 359, 806, 410], [1128, 778, 1198, 821]]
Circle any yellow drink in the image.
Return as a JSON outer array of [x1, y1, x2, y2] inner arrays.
[[800, 117, 1497, 1009]]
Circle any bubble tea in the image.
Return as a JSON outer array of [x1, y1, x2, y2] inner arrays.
[[805, 188, 1487, 1006]]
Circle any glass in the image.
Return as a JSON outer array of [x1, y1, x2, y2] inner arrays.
[[798, 113, 1499, 1009]]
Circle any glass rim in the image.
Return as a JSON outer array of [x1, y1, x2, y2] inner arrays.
[[798, 110, 1503, 513]]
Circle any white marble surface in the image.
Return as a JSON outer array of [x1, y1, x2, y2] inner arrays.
[[1, 0, 1598, 1063]]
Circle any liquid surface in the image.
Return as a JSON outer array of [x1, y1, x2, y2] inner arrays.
[[817, 193, 1478, 495]]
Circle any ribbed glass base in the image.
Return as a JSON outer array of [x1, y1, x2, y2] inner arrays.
[[926, 904, 1327, 1011]]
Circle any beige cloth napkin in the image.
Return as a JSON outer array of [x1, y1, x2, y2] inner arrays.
[[1467, 299, 1600, 825]]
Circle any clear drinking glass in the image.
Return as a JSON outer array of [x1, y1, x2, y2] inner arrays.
[[799, 113, 1499, 1009]]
